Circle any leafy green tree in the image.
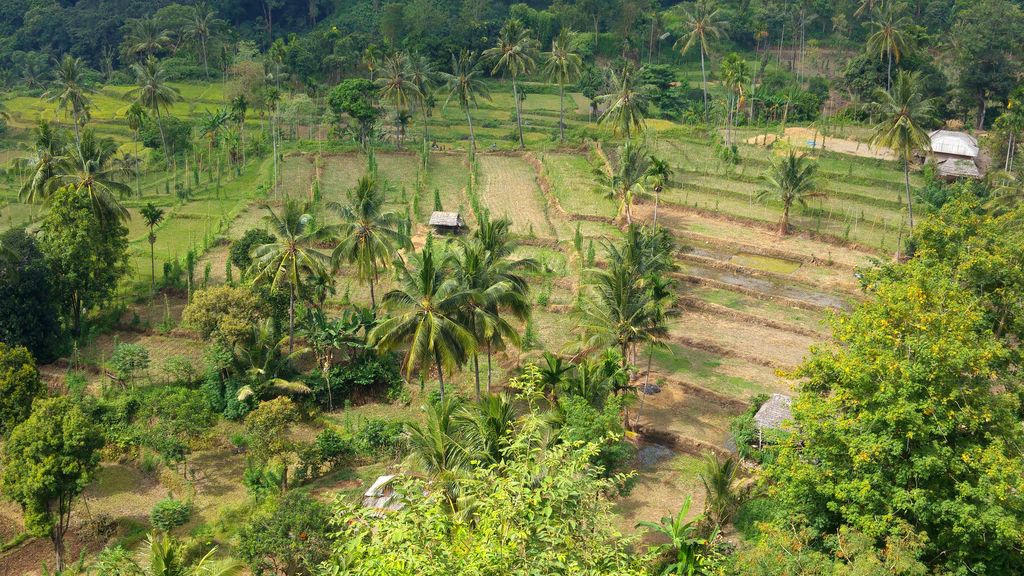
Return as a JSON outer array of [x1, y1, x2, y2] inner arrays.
[[953, 0, 1024, 129], [187, 3, 219, 78], [109, 342, 150, 387], [0, 229, 61, 362], [542, 29, 583, 142], [125, 57, 182, 166], [0, 397, 104, 572], [330, 176, 408, 309], [865, 2, 912, 93], [322, 421, 652, 574], [237, 492, 331, 576], [123, 17, 170, 61], [408, 52, 439, 145], [674, 0, 724, 122], [248, 201, 330, 351], [0, 343, 44, 439], [140, 203, 165, 293], [244, 397, 299, 484], [230, 95, 249, 165], [39, 185, 129, 335], [370, 238, 475, 402], [328, 78, 382, 149], [46, 129, 131, 222], [766, 261, 1024, 574], [18, 120, 67, 206], [869, 70, 934, 240], [485, 19, 539, 149], [598, 65, 649, 139], [45, 54, 95, 149], [229, 228, 276, 275], [183, 284, 268, 347], [441, 50, 491, 154], [719, 52, 750, 146], [757, 151, 823, 236]]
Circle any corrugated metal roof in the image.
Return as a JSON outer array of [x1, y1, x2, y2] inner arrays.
[[362, 474, 403, 511], [929, 130, 979, 158], [429, 211, 465, 227], [754, 394, 792, 430]]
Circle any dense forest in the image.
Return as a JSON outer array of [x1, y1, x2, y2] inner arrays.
[[1, 1, 1023, 575]]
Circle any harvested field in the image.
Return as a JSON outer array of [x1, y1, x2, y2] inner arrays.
[[667, 310, 817, 369], [478, 155, 554, 237]]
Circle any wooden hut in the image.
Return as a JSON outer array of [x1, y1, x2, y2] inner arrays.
[[428, 211, 467, 235], [753, 394, 792, 447]]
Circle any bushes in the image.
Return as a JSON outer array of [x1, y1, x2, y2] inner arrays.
[[109, 343, 150, 387], [229, 228, 275, 274], [295, 428, 355, 482], [309, 353, 403, 408], [150, 497, 192, 532], [354, 418, 404, 457]]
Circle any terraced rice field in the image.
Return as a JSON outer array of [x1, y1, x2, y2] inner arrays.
[[478, 155, 554, 237]]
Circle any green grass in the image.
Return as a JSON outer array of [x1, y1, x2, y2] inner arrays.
[[541, 152, 616, 218], [731, 252, 802, 275], [651, 342, 771, 398]]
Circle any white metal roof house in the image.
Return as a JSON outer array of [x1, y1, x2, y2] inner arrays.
[[929, 130, 982, 180]]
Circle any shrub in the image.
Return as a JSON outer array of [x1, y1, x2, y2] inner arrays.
[[316, 353, 403, 406], [109, 343, 150, 387], [229, 228, 275, 273], [355, 418, 404, 457], [162, 355, 198, 385], [150, 498, 192, 532]]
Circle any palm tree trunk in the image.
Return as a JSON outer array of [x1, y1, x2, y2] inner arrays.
[[473, 354, 481, 401], [422, 106, 430, 145], [903, 159, 914, 236], [512, 77, 525, 149], [149, 235, 156, 294], [486, 342, 492, 394], [395, 103, 402, 150], [435, 348, 445, 403], [135, 133, 142, 197], [288, 288, 295, 352], [653, 187, 661, 227], [780, 201, 790, 235], [466, 107, 476, 153], [155, 107, 170, 168], [634, 345, 654, 428], [1006, 131, 1014, 171], [201, 37, 209, 78], [368, 266, 377, 309], [558, 83, 566, 142], [887, 48, 892, 92], [700, 48, 708, 123]]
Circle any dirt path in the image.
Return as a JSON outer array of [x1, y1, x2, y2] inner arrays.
[[747, 127, 895, 161]]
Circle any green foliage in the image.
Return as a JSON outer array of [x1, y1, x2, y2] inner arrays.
[[109, 342, 150, 386], [39, 185, 129, 334], [228, 228, 275, 274], [139, 114, 192, 157], [559, 394, 634, 477], [0, 343, 44, 438], [315, 353, 403, 406], [327, 78, 381, 145], [0, 229, 61, 362], [182, 285, 267, 347], [295, 428, 355, 482], [354, 418, 405, 457], [236, 492, 331, 576], [766, 260, 1024, 574], [149, 498, 192, 533], [243, 397, 299, 469], [323, 424, 651, 574]]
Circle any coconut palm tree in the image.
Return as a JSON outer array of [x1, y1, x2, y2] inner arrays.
[[46, 130, 132, 222], [869, 70, 934, 239], [866, 1, 912, 93], [757, 151, 823, 236], [595, 140, 651, 224], [140, 203, 165, 294], [198, 108, 230, 192], [646, 155, 673, 227], [719, 52, 750, 147], [18, 120, 68, 205], [408, 52, 439, 146], [329, 175, 408, 309], [45, 54, 96, 149], [187, 2, 217, 78], [370, 238, 475, 402], [248, 200, 330, 352], [126, 57, 182, 167], [377, 52, 418, 150], [542, 29, 583, 142], [230, 95, 248, 165], [125, 18, 171, 62], [576, 256, 657, 369], [124, 102, 147, 197], [675, 0, 725, 123], [597, 65, 649, 139], [484, 19, 539, 150], [456, 392, 519, 464], [405, 397, 470, 509], [93, 532, 242, 576], [441, 50, 491, 154], [699, 453, 747, 528]]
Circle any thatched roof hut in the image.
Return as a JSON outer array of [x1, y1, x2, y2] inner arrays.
[[754, 394, 792, 431], [428, 211, 466, 234]]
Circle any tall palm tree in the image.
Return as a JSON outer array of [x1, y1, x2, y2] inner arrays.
[[198, 108, 230, 191], [719, 52, 750, 147], [595, 140, 651, 224], [646, 155, 673, 227], [18, 120, 68, 206], [577, 256, 657, 369], [141, 203, 165, 294], [126, 57, 182, 167], [230, 95, 248, 165], [187, 2, 216, 78], [46, 130, 132, 222], [248, 201, 330, 351], [869, 70, 933, 239], [675, 0, 725, 123], [370, 239, 475, 403], [757, 151, 823, 236], [441, 50, 491, 154], [408, 52, 439, 146], [125, 18, 171, 62], [866, 1, 912, 93], [377, 52, 418, 150], [484, 19, 539, 149], [46, 54, 95, 149], [124, 102, 147, 197], [597, 65, 649, 139], [542, 29, 583, 142], [330, 175, 408, 309], [451, 239, 525, 400]]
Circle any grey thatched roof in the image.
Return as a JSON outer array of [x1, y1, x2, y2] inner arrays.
[[429, 211, 465, 228], [754, 394, 792, 430], [934, 156, 982, 179]]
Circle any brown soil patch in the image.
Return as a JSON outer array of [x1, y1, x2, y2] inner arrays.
[[747, 127, 895, 161], [676, 296, 828, 339], [668, 308, 816, 369]]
